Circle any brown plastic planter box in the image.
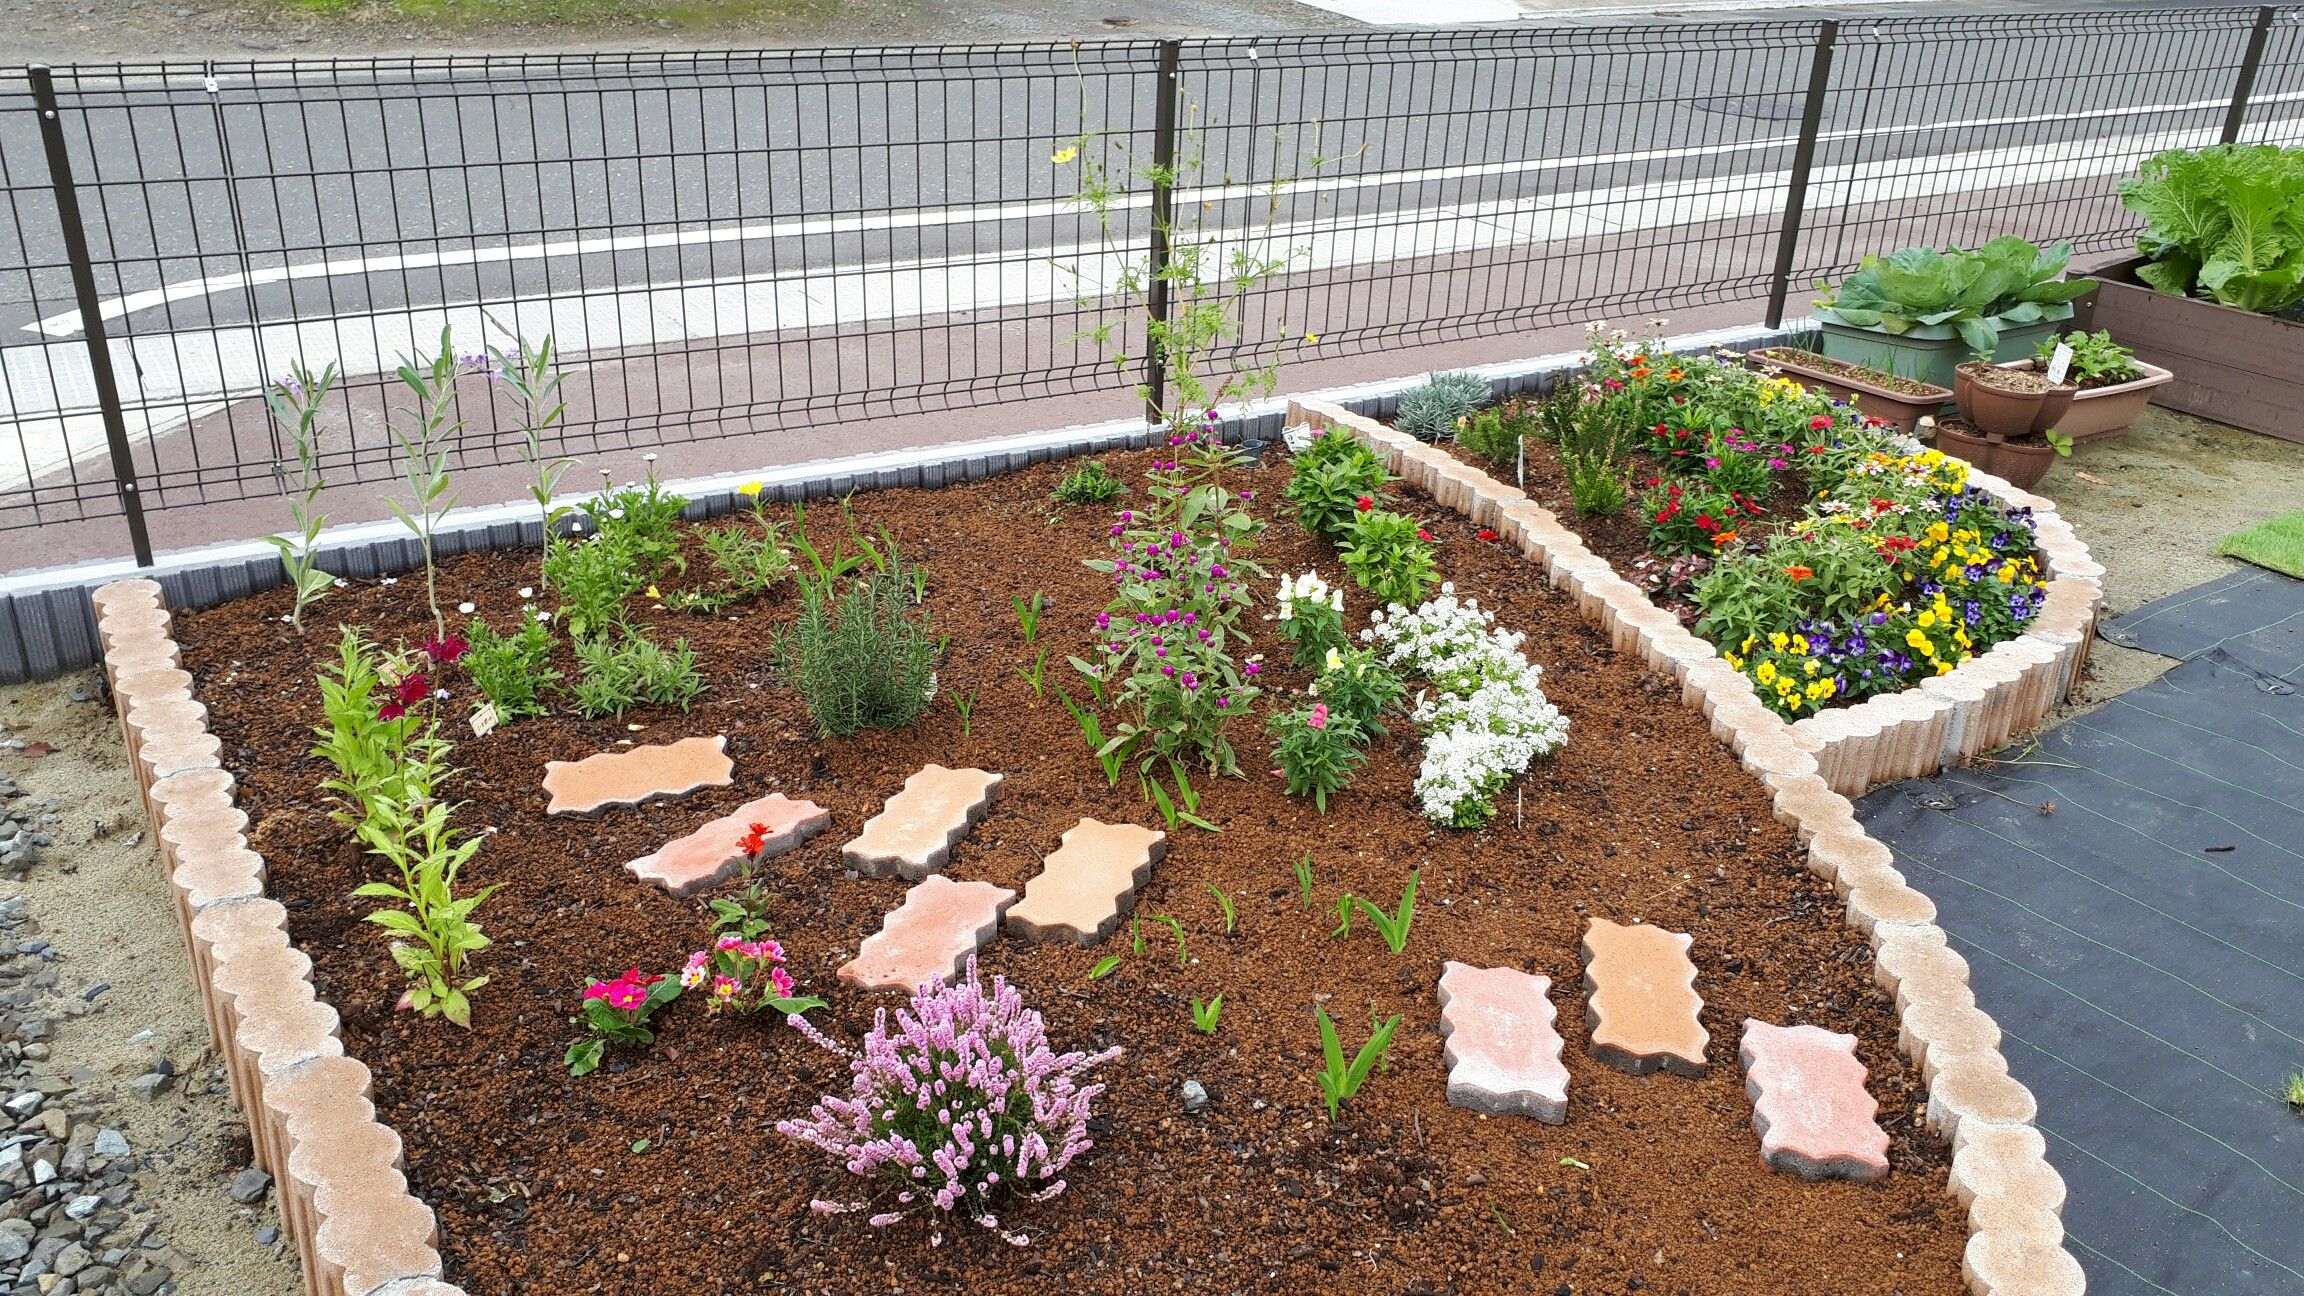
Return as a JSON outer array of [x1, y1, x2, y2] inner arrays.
[[2086, 257, 2302, 444], [2002, 357, 2172, 442], [1746, 346, 1953, 437]]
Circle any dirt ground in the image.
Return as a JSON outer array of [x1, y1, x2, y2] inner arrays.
[[0, 404, 2293, 1296]]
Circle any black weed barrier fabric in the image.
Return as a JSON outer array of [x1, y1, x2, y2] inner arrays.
[[1859, 577, 2304, 1295]]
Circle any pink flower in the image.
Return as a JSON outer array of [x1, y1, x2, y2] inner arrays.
[[716, 933, 743, 951], [1307, 703, 1329, 731], [769, 966, 796, 998]]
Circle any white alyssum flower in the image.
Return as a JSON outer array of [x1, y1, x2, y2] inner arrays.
[[1370, 584, 1570, 827]]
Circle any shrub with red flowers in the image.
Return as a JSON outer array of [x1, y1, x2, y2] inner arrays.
[[565, 967, 681, 1076], [1639, 478, 1767, 556], [777, 957, 1119, 1242]]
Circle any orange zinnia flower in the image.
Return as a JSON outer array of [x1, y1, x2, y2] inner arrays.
[[1712, 530, 1739, 547], [1785, 564, 1814, 582]]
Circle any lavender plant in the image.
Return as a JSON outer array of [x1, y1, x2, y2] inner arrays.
[[778, 957, 1120, 1241]]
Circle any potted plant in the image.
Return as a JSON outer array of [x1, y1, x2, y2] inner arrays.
[[1935, 366, 2075, 489], [1745, 346, 1953, 436], [2084, 143, 2301, 442], [1812, 237, 2097, 389], [2004, 330, 2170, 441]]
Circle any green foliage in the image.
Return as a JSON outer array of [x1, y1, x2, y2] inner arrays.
[[1562, 450, 1630, 517], [2038, 329, 2142, 386], [1286, 435, 1394, 543], [1460, 404, 1535, 466], [1342, 869, 1418, 955], [262, 358, 341, 632], [1206, 884, 1236, 935], [1143, 762, 1220, 833], [1394, 371, 1490, 441], [311, 627, 437, 827], [486, 330, 578, 547], [1058, 689, 1124, 786], [950, 686, 978, 738], [1293, 852, 1316, 907], [565, 973, 680, 1077], [1089, 954, 1124, 980], [2121, 144, 2304, 314], [1813, 237, 2095, 352], [463, 615, 559, 723], [1693, 527, 1894, 652], [540, 532, 638, 641], [667, 516, 792, 613], [1053, 460, 1128, 505], [351, 754, 499, 1028], [588, 469, 691, 584], [1339, 509, 1438, 607], [1308, 644, 1403, 739], [385, 328, 467, 638], [1151, 913, 1188, 966], [570, 630, 704, 719], [1314, 1003, 1400, 1120], [1267, 703, 1364, 813], [774, 564, 936, 738], [2283, 1070, 2304, 1112], [1190, 994, 1224, 1035], [1274, 571, 1349, 671], [1013, 589, 1046, 644]]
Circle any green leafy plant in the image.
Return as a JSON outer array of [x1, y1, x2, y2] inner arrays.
[[2282, 1070, 2304, 1113], [462, 615, 559, 723], [588, 465, 690, 585], [571, 630, 704, 719], [951, 686, 979, 738], [1284, 431, 1394, 540], [1394, 371, 1490, 442], [1144, 767, 1219, 834], [1813, 237, 2095, 352], [1151, 913, 1188, 967], [1562, 449, 1630, 517], [1089, 954, 1124, 980], [1268, 702, 1364, 812], [1053, 459, 1128, 505], [541, 529, 640, 641], [1292, 852, 1315, 907], [1017, 647, 1049, 698], [261, 358, 341, 632], [1206, 884, 1236, 936], [1314, 1003, 1400, 1120], [1013, 590, 1046, 644], [1339, 508, 1439, 608], [1058, 689, 1125, 786], [487, 329, 578, 553], [2121, 143, 2304, 314], [1308, 644, 1402, 739], [311, 627, 438, 826], [352, 756, 499, 1028], [1273, 570, 1348, 671], [384, 328, 467, 638], [1190, 994, 1224, 1035], [1460, 403, 1535, 466], [2037, 329, 2143, 386], [775, 562, 937, 738], [680, 517, 792, 610], [565, 967, 681, 1076], [1344, 868, 1419, 955]]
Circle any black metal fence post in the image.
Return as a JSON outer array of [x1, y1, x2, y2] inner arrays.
[[1142, 39, 1182, 429], [27, 64, 153, 568], [2222, 6, 2278, 144], [1765, 20, 1838, 331]]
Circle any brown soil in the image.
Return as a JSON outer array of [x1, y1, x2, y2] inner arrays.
[[1750, 347, 1950, 398], [1969, 366, 2053, 396], [173, 447, 1964, 1295]]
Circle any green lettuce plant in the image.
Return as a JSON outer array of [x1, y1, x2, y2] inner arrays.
[[2120, 143, 2304, 314], [1814, 236, 2095, 352]]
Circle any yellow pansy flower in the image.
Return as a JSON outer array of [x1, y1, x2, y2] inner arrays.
[[1770, 632, 1789, 651], [1998, 563, 2018, 583], [1755, 661, 1778, 685], [1917, 609, 1936, 629]]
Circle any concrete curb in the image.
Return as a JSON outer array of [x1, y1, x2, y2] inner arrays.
[[1286, 396, 2085, 1296], [93, 578, 466, 1296]]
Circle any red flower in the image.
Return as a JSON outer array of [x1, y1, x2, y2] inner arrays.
[[1809, 415, 1833, 430], [1416, 529, 1434, 543], [377, 701, 406, 721], [1695, 514, 1718, 532], [394, 674, 430, 705], [421, 635, 469, 665], [1354, 495, 1374, 512], [1477, 528, 1498, 542], [736, 822, 770, 855]]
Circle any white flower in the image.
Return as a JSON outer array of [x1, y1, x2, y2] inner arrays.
[[457, 602, 475, 614], [608, 508, 625, 520], [379, 577, 398, 586], [1374, 588, 1569, 827], [517, 587, 534, 599]]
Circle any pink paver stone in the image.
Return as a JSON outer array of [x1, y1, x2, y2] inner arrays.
[[1739, 1018, 1892, 1182], [1581, 918, 1708, 1076], [1436, 961, 1570, 1123], [624, 793, 831, 897], [839, 874, 1017, 992], [843, 764, 1004, 880], [542, 735, 733, 816], [1005, 818, 1167, 945]]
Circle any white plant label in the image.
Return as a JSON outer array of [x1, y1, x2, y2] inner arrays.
[[470, 702, 500, 739], [2045, 343, 2074, 385]]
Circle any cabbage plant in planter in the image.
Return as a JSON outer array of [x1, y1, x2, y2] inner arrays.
[[2119, 143, 2304, 316], [1811, 237, 2095, 388]]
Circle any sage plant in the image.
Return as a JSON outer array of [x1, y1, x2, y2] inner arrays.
[[261, 359, 340, 632], [777, 956, 1119, 1242]]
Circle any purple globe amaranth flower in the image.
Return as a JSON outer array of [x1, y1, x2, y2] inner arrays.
[[778, 958, 1118, 1240]]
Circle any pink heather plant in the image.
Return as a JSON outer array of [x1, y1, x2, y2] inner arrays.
[[777, 957, 1120, 1243]]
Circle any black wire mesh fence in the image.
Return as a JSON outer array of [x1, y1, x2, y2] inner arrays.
[[1, 7, 2298, 564]]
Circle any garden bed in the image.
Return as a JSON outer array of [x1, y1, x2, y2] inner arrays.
[[163, 446, 1970, 1294]]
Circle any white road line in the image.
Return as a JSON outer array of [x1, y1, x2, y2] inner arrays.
[[27, 88, 2304, 339]]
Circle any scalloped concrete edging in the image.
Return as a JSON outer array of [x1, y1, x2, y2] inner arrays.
[[1288, 397, 2087, 1296], [92, 577, 467, 1296]]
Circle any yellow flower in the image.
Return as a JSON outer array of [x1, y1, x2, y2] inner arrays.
[[1755, 661, 1778, 685], [1050, 146, 1078, 164], [1906, 628, 1933, 654], [1936, 658, 1955, 676], [1917, 609, 1936, 629], [1803, 659, 1820, 677], [1725, 653, 1743, 672], [1998, 563, 2018, 584], [1770, 632, 1789, 651], [1926, 521, 1950, 544], [737, 481, 763, 498], [645, 585, 661, 600], [1790, 634, 1809, 655], [1304, 333, 1320, 345], [1740, 635, 1757, 654], [1323, 647, 1344, 674]]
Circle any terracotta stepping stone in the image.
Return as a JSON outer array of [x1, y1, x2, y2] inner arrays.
[[839, 874, 1017, 993], [1005, 819, 1167, 944], [543, 735, 733, 816], [624, 793, 830, 897], [1739, 1019, 1892, 1182], [842, 764, 1004, 880], [1581, 918, 1708, 1076], [1436, 961, 1569, 1123]]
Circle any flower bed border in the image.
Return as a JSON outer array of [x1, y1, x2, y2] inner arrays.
[[1287, 395, 2087, 1295]]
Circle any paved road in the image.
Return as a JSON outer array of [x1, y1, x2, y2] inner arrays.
[[0, 0, 2297, 531]]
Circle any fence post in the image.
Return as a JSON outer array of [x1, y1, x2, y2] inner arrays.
[[2222, 6, 2277, 144], [1142, 39, 1183, 429], [27, 65, 153, 569], [1765, 20, 1838, 331]]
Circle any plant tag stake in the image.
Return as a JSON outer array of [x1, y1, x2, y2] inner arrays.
[[2045, 342, 2074, 385], [470, 702, 500, 738]]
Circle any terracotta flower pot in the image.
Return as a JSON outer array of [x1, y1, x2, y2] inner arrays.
[[1992, 359, 2078, 434], [1961, 372, 2049, 437], [2055, 359, 2174, 441], [1933, 419, 2058, 490], [1935, 419, 1993, 467], [1745, 347, 1954, 437], [1952, 361, 1992, 412]]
